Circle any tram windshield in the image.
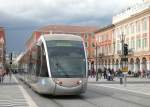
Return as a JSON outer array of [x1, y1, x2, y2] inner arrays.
[[46, 40, 86, 78]]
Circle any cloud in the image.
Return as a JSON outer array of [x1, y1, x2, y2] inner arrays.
[[0, 0, 143, 26], [0, 0, 143, 52]]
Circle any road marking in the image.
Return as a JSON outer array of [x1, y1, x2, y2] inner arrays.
[[13, 75, 38, 107], [90, 84, 150, 96]]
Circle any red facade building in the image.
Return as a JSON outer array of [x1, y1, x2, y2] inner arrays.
[[26, 25, 98, 66], [0, 27, 6, 65]]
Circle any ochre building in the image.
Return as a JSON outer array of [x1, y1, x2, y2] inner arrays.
[[95, 1, 150, 73]]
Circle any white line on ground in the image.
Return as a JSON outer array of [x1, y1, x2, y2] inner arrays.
[[90, 84, 150, 96], [13, 75, 38, 107]]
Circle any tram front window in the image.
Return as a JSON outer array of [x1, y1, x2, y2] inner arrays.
[[47, 40, 86, 78]]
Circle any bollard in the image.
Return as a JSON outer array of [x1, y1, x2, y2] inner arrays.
[[120, 77, 123, 84]]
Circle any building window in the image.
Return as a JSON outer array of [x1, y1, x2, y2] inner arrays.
[[131, 23, 135, 34], [99, 47, 102, 53], [102, 46, 104, 54], [104, 35, 106, 41], [117, 42, 120, 51], [142, 18, 147, 32], [85, 42, 88, 47], [119, 28, 122, 37], [84, 34, 88, 40], [136, 39, 141, 49], [108, 45, 111, 53], [131, 39, 135, 49], [92, 42, 95, 47], [125, 25, 129, 35], [93, 51, 95, 57], [136, 21, 140, 33], [95, 36, 98, 42], [142, 38, 147, 48], [98, 35, 101, 42], [116, 28, 119, 39], [91, 33, 95, 39]]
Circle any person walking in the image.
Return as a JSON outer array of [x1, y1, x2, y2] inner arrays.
[[0, 65, 6, 83], [98, 68, 102, 79], [103, 67, 107, 79], [9, 68, 12, 81]]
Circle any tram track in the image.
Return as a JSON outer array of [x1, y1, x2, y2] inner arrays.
[[18, 77, 96, 107], [17, 76, 150, 107], [87, 84, 150, 107]]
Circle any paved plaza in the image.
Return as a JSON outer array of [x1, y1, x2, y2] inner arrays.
[[1, 75, 150, 107], [0, 75, 37, 107], [88, 77, 150, 96]]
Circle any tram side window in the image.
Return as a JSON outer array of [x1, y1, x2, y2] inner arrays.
[[39, 45, 49, 77], [31, 49, 37, 75], [36, 46, 41, 76]]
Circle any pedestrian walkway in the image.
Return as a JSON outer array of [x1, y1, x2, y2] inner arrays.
[[88, 77, 150, 84], [88, 77, 150, 96], [0, 75, 38, 107]]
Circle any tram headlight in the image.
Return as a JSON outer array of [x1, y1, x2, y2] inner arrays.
[[41, 79, 46, 85], [76, 80, 82, 85]]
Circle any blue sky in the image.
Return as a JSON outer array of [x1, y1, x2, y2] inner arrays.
[[0, 0, 143, 53]]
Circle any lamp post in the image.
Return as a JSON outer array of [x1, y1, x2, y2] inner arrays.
[[95, 42, 98, 81], [120, 32, 128, 87]]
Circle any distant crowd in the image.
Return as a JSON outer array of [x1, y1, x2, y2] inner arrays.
[[88, 67, 150, 81], [0, 66, 12, 83]]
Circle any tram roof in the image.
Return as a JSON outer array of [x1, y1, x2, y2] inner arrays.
[[41, 34, 83, 41]]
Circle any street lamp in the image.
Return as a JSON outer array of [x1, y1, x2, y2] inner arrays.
[[120, 32, 128, 87], [95, 42, 98, 81]]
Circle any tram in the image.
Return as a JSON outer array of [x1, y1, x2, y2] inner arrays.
[[19, 34, 88, 95]]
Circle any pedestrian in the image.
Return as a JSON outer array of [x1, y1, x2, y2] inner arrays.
[[97, 68, 102, 79], [0, 65, 6, 83], [111, 68, 115, 80], [9, 68, 12, 81], [148, 70, 150, 79], [128, 70, 131, 76], [107, 68, 111, 81], [103, 67, 107, 79], [90, 68, 95, 78], [6, 67, 9, 76], [88, 69, 91, 77]]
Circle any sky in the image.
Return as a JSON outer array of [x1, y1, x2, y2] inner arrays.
[[0, 0, 143, 53]]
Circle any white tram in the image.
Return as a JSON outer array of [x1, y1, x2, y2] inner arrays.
[[19, 34, 88, 95]]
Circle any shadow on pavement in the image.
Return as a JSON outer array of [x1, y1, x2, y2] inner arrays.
[[39, 93, 85, 99]]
